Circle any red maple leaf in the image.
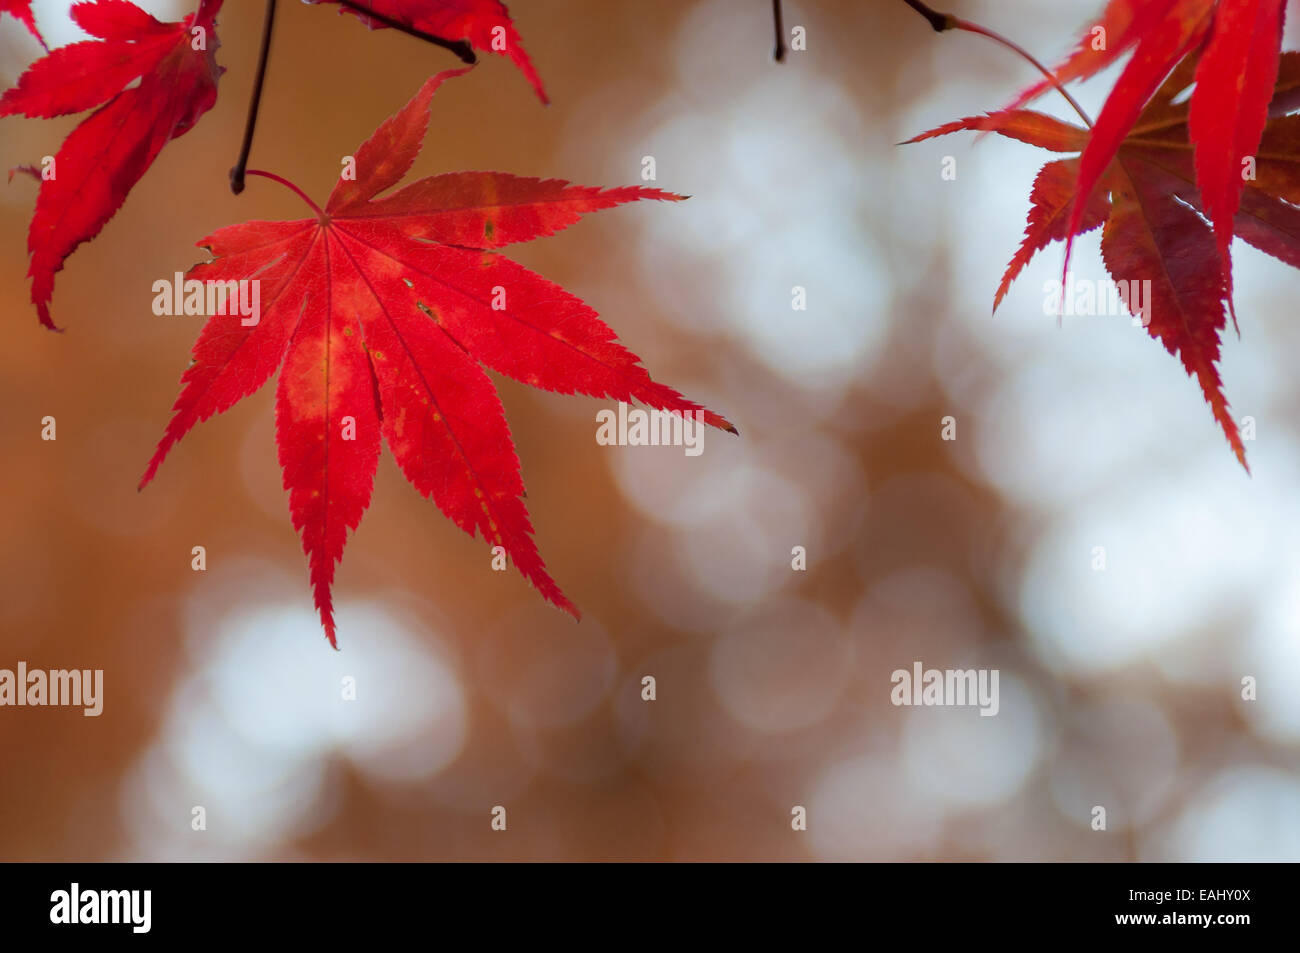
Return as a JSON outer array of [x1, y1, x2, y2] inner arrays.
[[1006, 0, 1287, 312], [908, 49, 1300, 470], [0, 0, 225, 329], [309, 0, 547, 103], [0, 0, 46, 49], [140, 69, 733, 647]]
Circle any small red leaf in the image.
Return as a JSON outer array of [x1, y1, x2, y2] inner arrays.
[[0, 0, 225, 329], [310, 0, 548, 103], [903, 110, 1092, 153]]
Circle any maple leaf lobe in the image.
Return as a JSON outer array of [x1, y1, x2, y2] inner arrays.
[[0, 0, 46, 49]]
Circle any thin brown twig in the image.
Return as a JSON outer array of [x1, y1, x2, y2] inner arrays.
[[229, 0, 277, 194], [773, 0, 786, 62]]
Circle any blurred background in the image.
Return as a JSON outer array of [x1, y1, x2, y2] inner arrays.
[[1, 0, 1299, 861]]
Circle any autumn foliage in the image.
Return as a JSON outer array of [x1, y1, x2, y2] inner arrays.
[[0, 1, 733, 644], [3, 0, 1298, 643], [138, 70, 732, 646], [910, 0, 1293, 468]]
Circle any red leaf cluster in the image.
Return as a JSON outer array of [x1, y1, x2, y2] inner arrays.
[[910, 0, 1297, 468]]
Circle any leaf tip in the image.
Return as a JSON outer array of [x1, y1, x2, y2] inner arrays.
[[37, 303, 62, 332]]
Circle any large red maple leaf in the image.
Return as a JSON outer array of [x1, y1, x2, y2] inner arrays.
[[309, 0, 547, 103], [0, 0, 46, 48], [1007, 0, 1287, 312], [141, 69, 733, 647], [909, 50, 1300, 470], [0, 0, 224, 330]]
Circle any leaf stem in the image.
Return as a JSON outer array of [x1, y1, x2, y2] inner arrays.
[[229, 0, 277, 195], [336, 0, 476, 64], [773, 0, 786, 62], [902, 0, 949, 32], [246, 169, 326, 219], [899, 0, 1093, 128]]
